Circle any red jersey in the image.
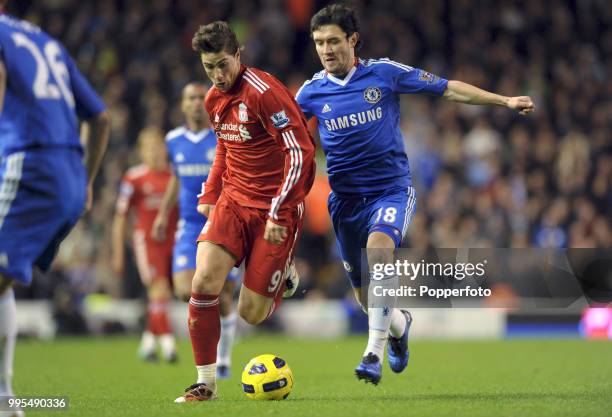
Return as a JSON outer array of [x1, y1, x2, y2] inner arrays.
[[198, 65, 316, 222], [116, 164, 178, 240]]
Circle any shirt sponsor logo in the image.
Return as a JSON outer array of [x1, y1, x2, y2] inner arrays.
[[239, 124, 252, 140], [215, 122, 251, 142], [270, 110, 290, 129], [324, 106, 383, 132], [364, 86, 382, 104], [176, 164, 211, 176]]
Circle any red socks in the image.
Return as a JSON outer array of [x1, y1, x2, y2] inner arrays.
[[188, 292, 220, 366], [147, 301, 172, 335]]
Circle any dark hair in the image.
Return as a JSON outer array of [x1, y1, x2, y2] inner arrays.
[[310, 3, 362, 50], [192, 21, 239, 55]]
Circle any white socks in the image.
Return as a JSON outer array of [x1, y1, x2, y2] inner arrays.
[[364, 308, 391, 362], [363, 308, 408, 361], [389, 309, 407, 338], [159, 334, 176, 359], [363, 272, 400, 362], [139, 330, 156, 355], [196, 364, 217, 390], [0, 288, 17, 396], [217, 311, 237, 367]]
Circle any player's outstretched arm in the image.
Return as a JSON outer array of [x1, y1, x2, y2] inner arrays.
[[442, 80, 535, 115], [197, 139, 226, 215], [82, 111, 110, 210], [0, 61, 5, 114], [152, 174, 179, 241], [111, 211, 127, 277]]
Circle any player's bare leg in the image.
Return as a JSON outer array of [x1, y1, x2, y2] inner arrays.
[[173, 270, 193, 303], [176, 241, 234, 402], [0, 275, 24, 417], [145, 279, 176, 363], [216, 279, 237, 379], [237, 286, 276, 326], [354, 231, 409, 384]]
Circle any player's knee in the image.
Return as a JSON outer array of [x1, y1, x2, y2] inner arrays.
[[192, 268, 223, 295], [148, 280, 172, 301]]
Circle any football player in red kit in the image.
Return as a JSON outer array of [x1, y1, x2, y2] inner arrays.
[[112, 127, 179, 363], [175, 21, 315, 402]]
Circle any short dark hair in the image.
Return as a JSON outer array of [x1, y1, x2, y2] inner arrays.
[[192, 21, 239, 55], [310, 4, 362, 50]]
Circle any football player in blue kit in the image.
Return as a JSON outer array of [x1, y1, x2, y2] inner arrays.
[[151, 82, 241, 378], [0, 1, 109, 411], [297, 4, 534, 384]]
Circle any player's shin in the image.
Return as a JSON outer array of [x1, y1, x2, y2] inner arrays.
[[0, 287, 16, 396], [364, 272, 399, 362], [188, 293, 221, 390]]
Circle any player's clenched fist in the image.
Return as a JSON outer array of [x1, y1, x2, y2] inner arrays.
[[264, 219, 288, 245], [507, 96, 535, 115]]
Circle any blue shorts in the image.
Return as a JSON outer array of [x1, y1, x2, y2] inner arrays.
[[173, 217, 241, 281], [0, 149, 86, 285], [328, 187, 416, 288]]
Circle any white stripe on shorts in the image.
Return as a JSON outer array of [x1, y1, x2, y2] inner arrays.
[[0, 152, 25, 230]]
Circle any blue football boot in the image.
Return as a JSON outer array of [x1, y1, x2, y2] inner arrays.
[[217, 364, 231, 380], [387, 309, 412, 373], [355, 352, 382, 385]]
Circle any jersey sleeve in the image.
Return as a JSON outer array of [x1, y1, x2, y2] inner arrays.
[[66, 54, 106, 119], [295, 81, 313, 120], [258, 87, 316, 221], [375, 59, 448, 96], [198, 138, 226, 205], [164, 138, 178, 176], [116, 173, 136, 215]]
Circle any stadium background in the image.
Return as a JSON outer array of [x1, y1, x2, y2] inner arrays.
[[9, 0, 610, 303], [4, 1, 610, 416]]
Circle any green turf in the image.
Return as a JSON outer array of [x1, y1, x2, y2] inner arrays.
[[12, 336, 612, 417]]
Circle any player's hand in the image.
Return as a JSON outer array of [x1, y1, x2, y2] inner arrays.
[[151, 214, 167, 241], [264, 219, 288, 245], [84, 183, 94, 213], [197, 204, 214, 218], [507, 96, 535, 115]]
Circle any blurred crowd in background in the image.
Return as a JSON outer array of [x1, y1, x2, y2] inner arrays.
[[7, 0, 610, 306]]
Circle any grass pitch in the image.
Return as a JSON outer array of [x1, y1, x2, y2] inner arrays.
[[13, 336, 611, 417]]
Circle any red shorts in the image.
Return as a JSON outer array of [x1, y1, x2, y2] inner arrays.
[[132, 230, 173, 286], [198, 193, 304, 302]]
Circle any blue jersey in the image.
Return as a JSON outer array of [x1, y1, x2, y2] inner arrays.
[[165, 126, 217, 223], [0, 14, 105, 155], [296, 58, 447, 196]]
